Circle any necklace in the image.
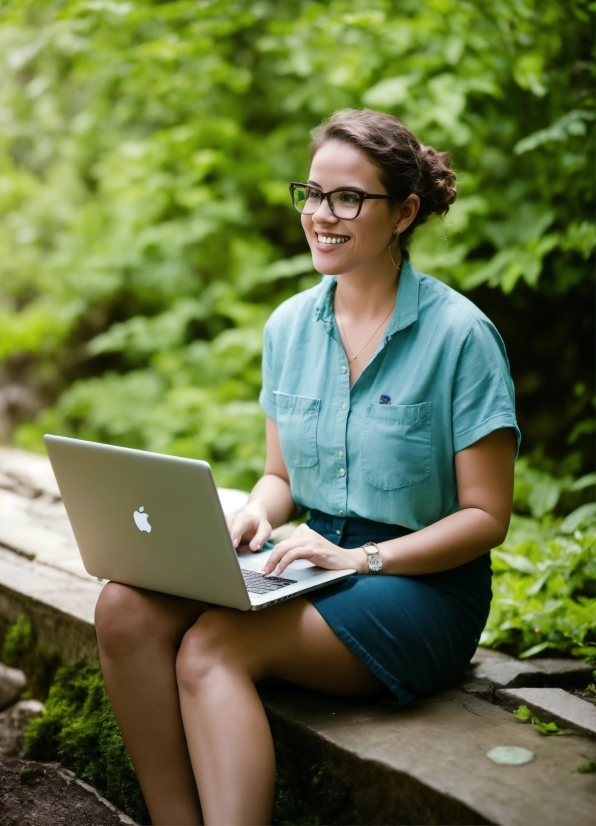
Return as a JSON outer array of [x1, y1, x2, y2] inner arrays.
[[336, 296, 396, 364]]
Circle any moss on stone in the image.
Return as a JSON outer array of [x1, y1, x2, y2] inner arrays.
[[24, 662, 150, 825], [1, 614, 61, 700]]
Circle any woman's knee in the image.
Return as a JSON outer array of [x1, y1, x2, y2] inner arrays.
[[95, 582, 170, 658], [176, 609, 251, 694]]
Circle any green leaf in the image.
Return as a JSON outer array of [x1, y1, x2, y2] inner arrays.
[[518, 641, 553, 659], [528, 479, 562, 518], [513, 704, 532, 721], [570, 472, 596, 492], [577, 760, 596, 773], [560, 504, 596, 535], [514, 110, 596, 154], [492, 551, 537, 575]]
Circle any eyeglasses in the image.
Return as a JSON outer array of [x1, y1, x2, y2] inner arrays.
[[289, 182, 394, 220]]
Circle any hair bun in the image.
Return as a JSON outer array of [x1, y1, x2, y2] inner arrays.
[[417, 144, 457, 220]]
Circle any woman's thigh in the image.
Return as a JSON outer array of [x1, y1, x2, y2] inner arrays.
[[178, 596, 384, 696]]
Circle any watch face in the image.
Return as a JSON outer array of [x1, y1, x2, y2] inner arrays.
[[368, 554, 383, 573]]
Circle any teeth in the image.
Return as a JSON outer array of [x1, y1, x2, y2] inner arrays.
[[318, 235, 350, 245]]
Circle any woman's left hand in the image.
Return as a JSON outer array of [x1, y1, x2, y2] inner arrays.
[[262, 524, 367, 577]]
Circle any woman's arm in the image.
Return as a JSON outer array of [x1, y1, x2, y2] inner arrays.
[[378, 427, 516, 575], [226, 418, 296, 550], [264, 427, 516, 576]]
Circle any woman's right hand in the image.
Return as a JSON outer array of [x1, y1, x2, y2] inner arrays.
[[226, 510, 272, 552]]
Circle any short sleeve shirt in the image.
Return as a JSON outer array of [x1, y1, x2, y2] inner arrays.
[[259, 260, 521, 531]]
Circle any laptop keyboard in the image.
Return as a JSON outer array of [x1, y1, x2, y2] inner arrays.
[[241, 568, 297, 595]]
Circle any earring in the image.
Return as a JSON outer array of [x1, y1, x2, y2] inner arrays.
[[389, 227, 401, 269]]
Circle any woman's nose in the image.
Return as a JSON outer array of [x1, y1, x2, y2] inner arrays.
[[312, 197, 337, 223]]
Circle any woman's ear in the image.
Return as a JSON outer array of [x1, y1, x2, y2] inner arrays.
[[395, 193, 420, 234]]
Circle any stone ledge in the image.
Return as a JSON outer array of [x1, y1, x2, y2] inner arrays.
[[0, 545, 102, 663], [496, 687, 596, 738], [264, 686, 595, 826], [460, 646, 593, 698]]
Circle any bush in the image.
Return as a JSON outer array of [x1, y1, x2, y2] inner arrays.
[[483, 462, 596, 658]]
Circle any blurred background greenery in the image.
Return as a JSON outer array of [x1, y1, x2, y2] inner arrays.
[[0, 0, 594, 657]]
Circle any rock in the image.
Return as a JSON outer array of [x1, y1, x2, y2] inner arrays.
[[0, 699, 44, 757], [459, 647, 594, 698], [0, 756, 137, 825], [496, 687, 596, 738], [0, 663, 26, 711]]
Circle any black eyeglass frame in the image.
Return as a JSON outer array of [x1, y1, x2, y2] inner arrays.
[[289, 182, 396, 219]]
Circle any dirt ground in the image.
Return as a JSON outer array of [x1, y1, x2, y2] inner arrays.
[[0, 757, 133, 826]]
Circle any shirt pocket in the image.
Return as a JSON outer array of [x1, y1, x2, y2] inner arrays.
[[275, 392, 321, 468], [361, 402, 432, 490]]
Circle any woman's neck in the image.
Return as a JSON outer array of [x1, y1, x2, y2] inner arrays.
[[333, 253, 402, 321]]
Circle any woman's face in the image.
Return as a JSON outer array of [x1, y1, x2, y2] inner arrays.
[[301, 140, 405, 278]]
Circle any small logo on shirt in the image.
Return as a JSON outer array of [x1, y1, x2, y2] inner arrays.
[[379, 394, 392, 405]]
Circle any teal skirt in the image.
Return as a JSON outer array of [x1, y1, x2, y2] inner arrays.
[[306, 510, 492, 706]]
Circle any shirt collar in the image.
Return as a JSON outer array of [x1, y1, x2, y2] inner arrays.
[[313, 259, 420, 338]]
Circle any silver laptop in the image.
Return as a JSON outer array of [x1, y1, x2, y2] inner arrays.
[[43, 435, 355, 610]]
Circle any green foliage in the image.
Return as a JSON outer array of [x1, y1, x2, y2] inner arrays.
[[482, 464, 596, 658], [1, 614, 61, 699], [0, 0, 593, 480], [24, 662, 150, 825]]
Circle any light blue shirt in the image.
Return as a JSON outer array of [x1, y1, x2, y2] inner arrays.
[[259, 260, 521, 531]]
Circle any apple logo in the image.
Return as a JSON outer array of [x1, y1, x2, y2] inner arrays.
[[133, 506, 152, 533]]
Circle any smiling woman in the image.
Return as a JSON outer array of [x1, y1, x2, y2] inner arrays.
[[94, 108, 520, 826]]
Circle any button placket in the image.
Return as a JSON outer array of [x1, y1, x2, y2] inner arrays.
[[335, 354, 350, 523]]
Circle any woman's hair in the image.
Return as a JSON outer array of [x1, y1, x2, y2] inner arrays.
[[310, 109, 457, 250]]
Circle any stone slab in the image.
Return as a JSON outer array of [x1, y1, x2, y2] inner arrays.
[[263, 686, 596, 826], [0, 546, 102, 663], [460, 646, 594, 697], [496, 687, 596, 738]]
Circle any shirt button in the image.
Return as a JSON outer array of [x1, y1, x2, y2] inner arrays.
[[339, 468, 345, 477], [335, 529, 341, 535], [342, 402, 348, 410], [339, 510, 345, 516], [341, 366, 347, 374], [338, 450, 344, 458]]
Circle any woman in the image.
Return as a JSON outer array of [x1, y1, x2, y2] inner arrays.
[[95, 109, 520, 826]]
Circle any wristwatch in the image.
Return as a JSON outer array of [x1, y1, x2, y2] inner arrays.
[[362, 542, 383, 574]]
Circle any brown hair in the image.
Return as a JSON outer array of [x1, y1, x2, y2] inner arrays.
[[310, 109, 457, 250]]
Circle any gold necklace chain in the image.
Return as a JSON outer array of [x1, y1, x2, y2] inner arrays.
[[336, 294, 396, 364]]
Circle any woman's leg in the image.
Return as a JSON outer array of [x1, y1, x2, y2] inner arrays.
[[95, 582, 206, 825], [176, 597, 383, 826]]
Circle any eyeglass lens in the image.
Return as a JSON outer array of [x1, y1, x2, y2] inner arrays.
[[292, 186, 361, 219]]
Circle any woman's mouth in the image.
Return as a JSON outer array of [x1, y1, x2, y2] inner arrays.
[[316, 233, 351, 246]]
